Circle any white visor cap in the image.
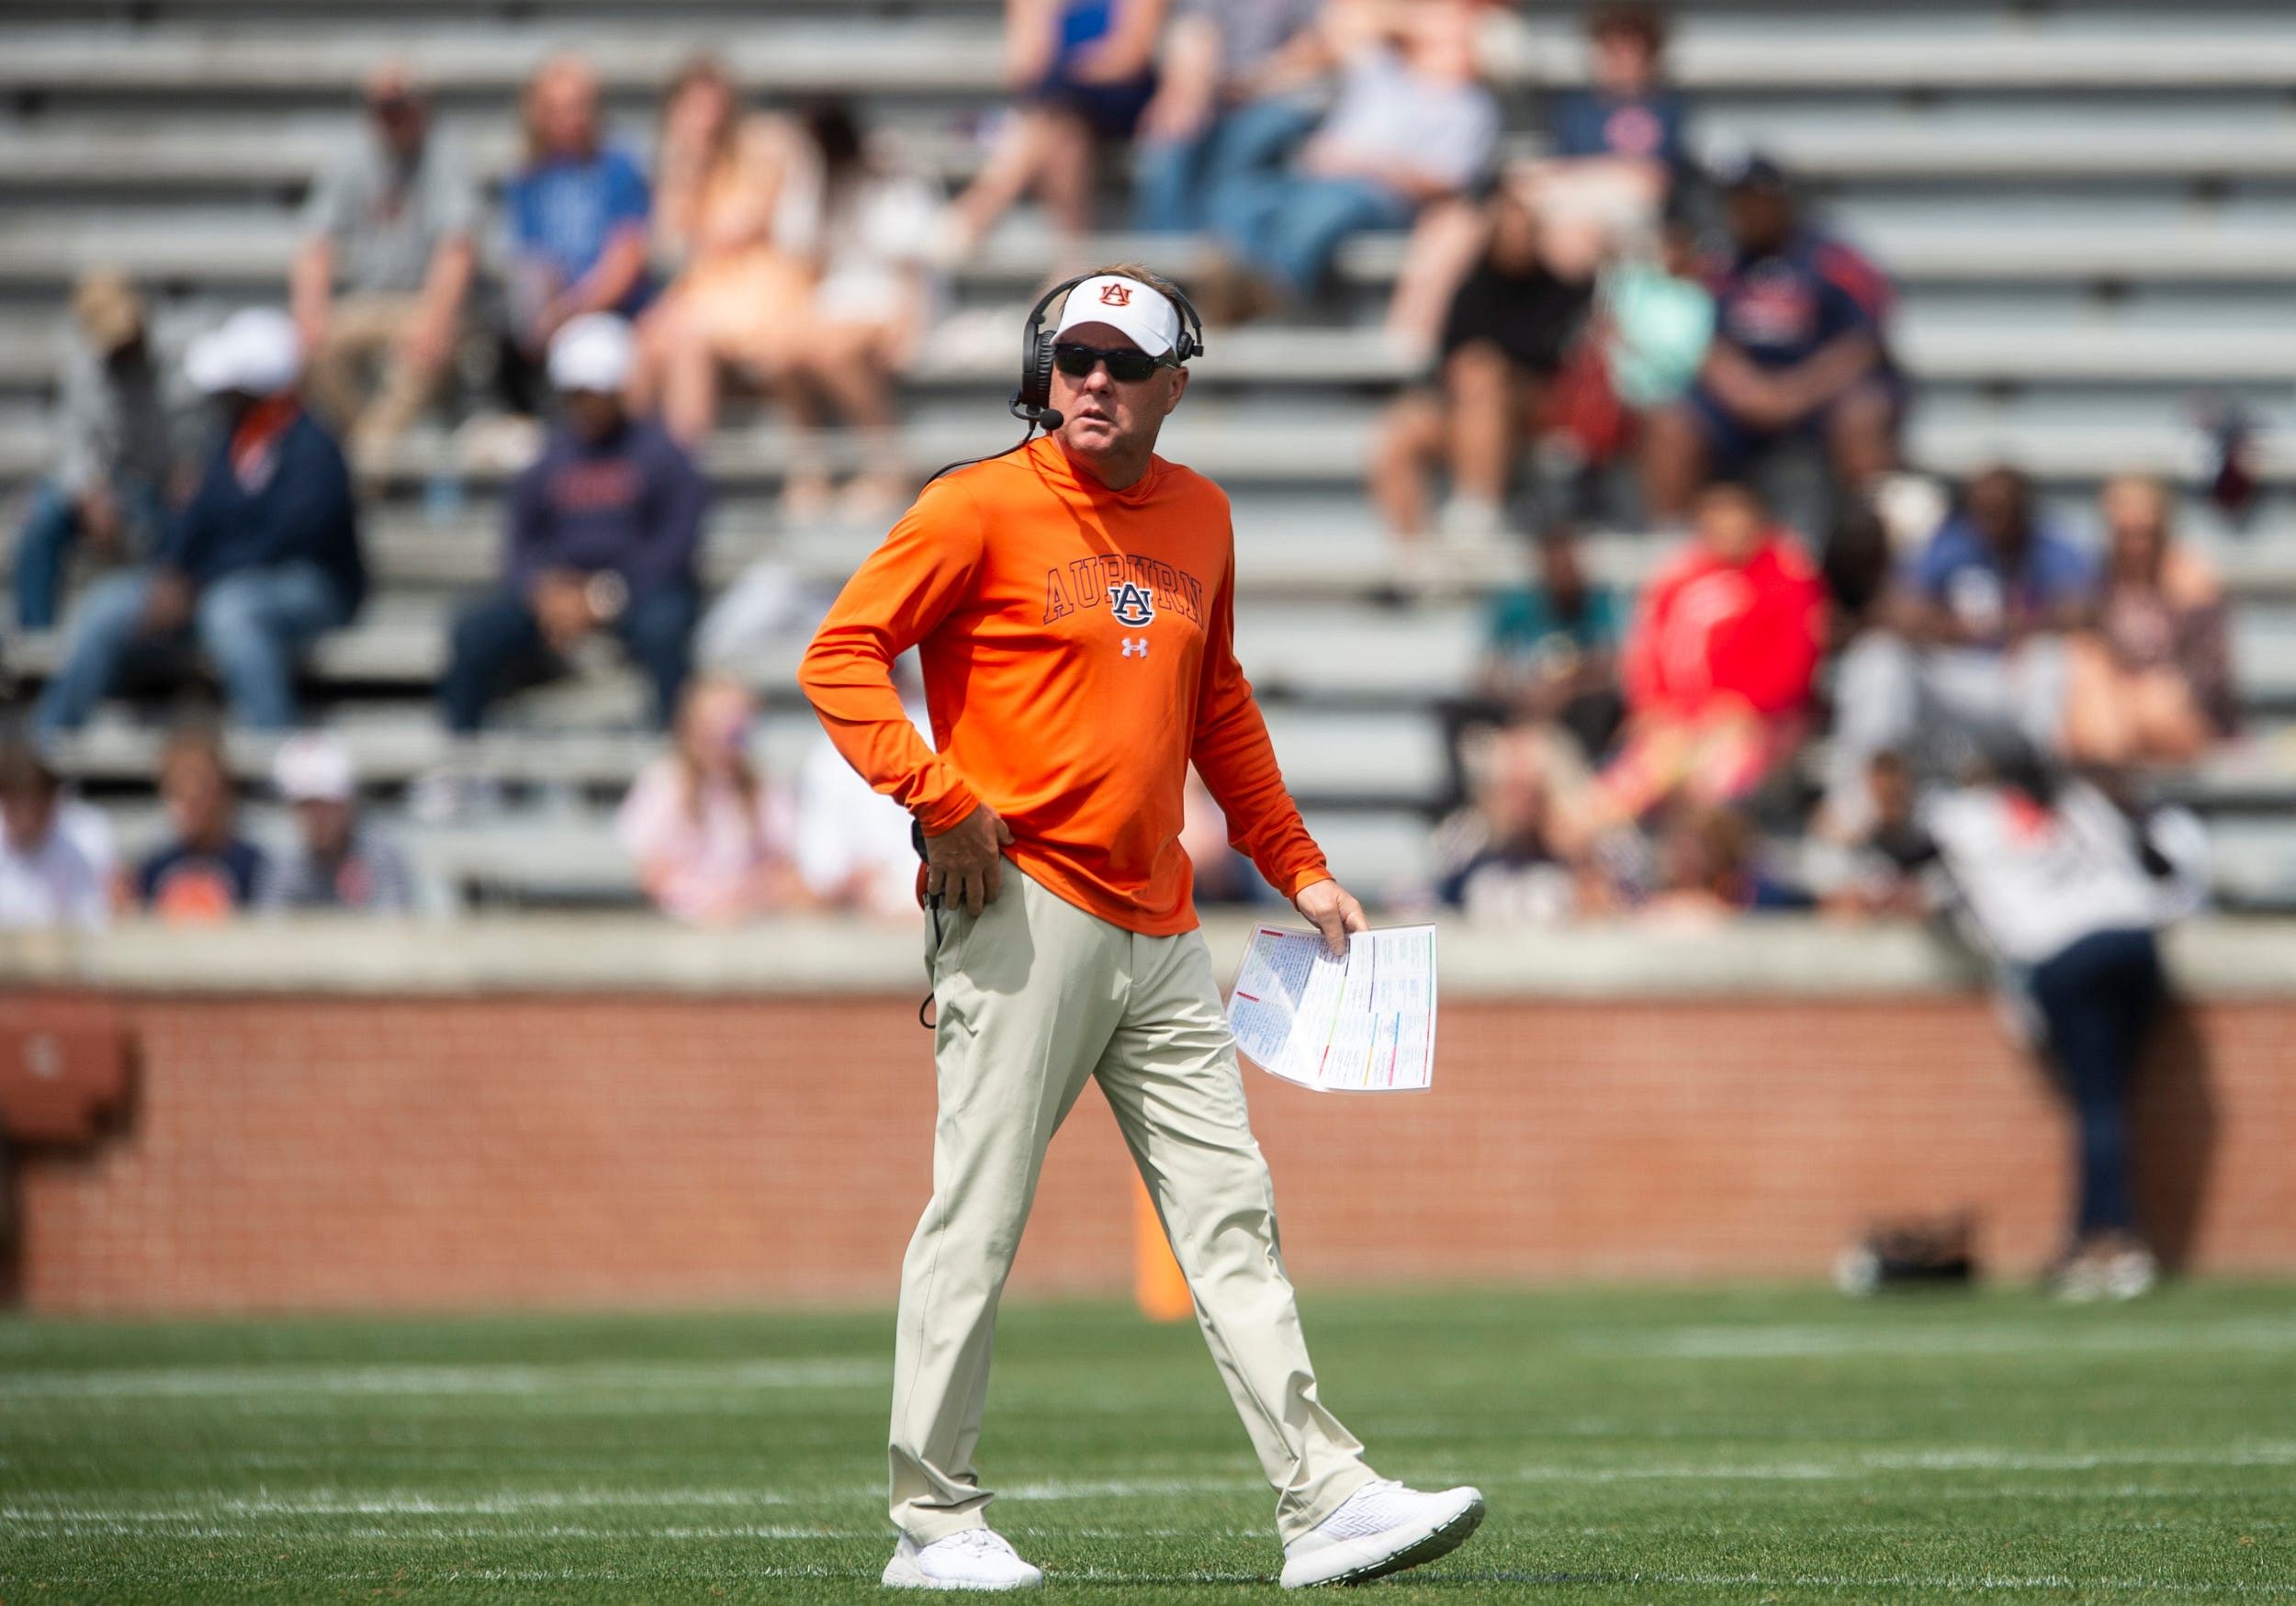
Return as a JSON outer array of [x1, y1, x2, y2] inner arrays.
[[547, 312, 637, 394], [273, 729, 357, 803], [1052, 275, 1182, 360], [186, 308, 303, 396]]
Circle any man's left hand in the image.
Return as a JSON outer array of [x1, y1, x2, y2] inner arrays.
[[1294, 876, 1368, 960]]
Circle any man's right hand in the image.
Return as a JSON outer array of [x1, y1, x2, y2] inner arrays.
[[925, 803, 1014, 916]]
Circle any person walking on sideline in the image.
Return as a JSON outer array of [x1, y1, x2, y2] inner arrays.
[[799, 266, 1486, 1592]]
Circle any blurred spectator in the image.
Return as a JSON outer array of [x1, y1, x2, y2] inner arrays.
[[255, 730, 414, 913], [617, 674, 800, 925], [941, 0, 1170, 257], [1642, 152, 1898, 522], [1595, 210, 1713, 421], [631, 56, 808, 446], [1826, 465, 2096, 826], [1180, 767, 1268, 906], [2063, 474, 2237, 768], [1923, 751, 2209, 1299], [292, 61, 479, 468], [1475, 525, 1626, 760], [0, 743, 107, 930], [135, 728, 267, 922], [1806, 748, 1935, 918], [1131, 0, 1331, 236], [1599, 480, 1825, 820], [440, 316, 707, 735], [793, 658, 929, 919], [1641, 798, 1802, 925], [1206, 0, 1496, 311], [1387, 4, 1687, 355], [499, 54, 653, 418], [1548, 5, 1686, 189], [35, 309, 366, 738], [777, 100, 942, 523], [1369, 187, 1593, 567], [1430, 721, 1604, 924], [14, 271, 178, 632]]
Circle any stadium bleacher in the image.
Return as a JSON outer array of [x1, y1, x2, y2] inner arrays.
[[4, 0, 2294, 911]]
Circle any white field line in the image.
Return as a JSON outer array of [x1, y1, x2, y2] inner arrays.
[[0, 1477, 1259, 1525], [0, 1357, 883, 1400], [1602, 1317, 2296, 1360], [1504, 1443, 2296, 1483], [6, 1519, 1255, 1544], [1615, 1572, 2296, 1597], [10, 1447, 2288, 1532], [306, 1567, 2296, 1595]]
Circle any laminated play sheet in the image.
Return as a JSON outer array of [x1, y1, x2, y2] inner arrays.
[[1226, 924, 1437, 1093]]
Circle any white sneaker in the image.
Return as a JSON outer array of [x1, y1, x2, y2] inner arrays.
[[2101, 1244, 2160, 1301], [1279, 1479, 1486, 1589], [882, 1527, 1043, 1591]]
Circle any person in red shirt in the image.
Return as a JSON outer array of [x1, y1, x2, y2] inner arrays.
[[800, 267, 1484, 1592], [1599, 480, 1826, 820]]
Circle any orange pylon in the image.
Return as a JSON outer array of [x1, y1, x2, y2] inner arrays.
[[1131, 1174, 1194, 1322]]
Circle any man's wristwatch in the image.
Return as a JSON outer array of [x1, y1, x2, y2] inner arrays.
[[584, 570, 629, 623]]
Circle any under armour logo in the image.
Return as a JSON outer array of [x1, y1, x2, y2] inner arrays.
[[1099, 282, 1133, 307], [1121, 637, 1149, 657]]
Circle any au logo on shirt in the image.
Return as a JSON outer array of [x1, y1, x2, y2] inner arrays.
[[1108, 580, 1156, 626]]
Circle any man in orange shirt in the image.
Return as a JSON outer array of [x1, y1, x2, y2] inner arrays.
[[801, 268, 1486, 1591]]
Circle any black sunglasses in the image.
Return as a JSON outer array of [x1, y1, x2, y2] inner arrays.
[[1052, 342, 1169, 384]]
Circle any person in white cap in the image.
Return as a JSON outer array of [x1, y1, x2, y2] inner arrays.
[[36, 308, 365, 738], [437, 314, 707, 736], [256, 729, 414, 912], [801, 267, 1486, 1590]]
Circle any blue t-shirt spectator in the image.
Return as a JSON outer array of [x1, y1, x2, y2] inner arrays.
[[1908, 517, 2098, 648], [505, 417, 707, 598], [137, 837, 267, 915], [1549, 88, 1686, 166], [505, 148, 653, 311], [1709, 232, 1892, 371]]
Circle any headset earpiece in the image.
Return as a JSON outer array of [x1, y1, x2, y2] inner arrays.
[[1011, 275, 1086, 429]]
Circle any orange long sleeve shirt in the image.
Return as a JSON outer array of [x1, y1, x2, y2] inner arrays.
[[798, 436, 1328, 936]]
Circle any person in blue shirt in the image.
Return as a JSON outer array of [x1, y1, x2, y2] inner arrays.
[[441, 315, 707, 734], [1824, 464, 2100, 830], [35, 309, 365, 737], [1642, 152, 1901, 520], [1549, 5, 1687, 172], [498, 54, 653, 416], [135, 728, 269, 922]]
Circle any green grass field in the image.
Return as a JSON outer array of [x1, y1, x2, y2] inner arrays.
[[5, 1285, 2293, 1603]]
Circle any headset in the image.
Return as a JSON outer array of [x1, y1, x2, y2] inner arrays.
[[1010, 271, 1207, 433], [922, 272, 1207, 487]]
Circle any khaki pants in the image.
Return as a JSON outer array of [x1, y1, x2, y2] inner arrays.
[[890, 864, 1376, 1545], [305, 293, 447, 465]]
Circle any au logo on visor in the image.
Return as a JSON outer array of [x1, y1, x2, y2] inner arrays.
[[1099, 283, 1134, 307]]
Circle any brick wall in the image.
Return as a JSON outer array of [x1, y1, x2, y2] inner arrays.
[[8, 990, 2292, 1313]]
